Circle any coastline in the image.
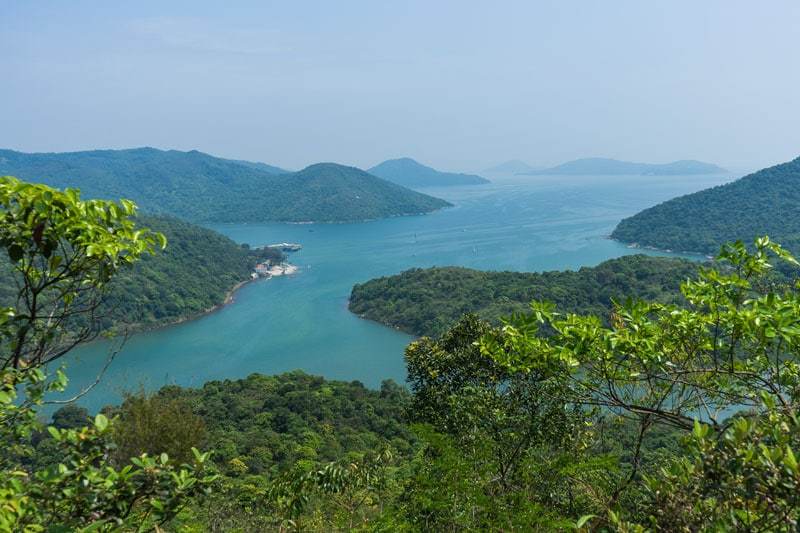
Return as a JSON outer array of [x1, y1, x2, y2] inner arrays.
[[105, 264, 299, 338], [615, 238, 715, 260]]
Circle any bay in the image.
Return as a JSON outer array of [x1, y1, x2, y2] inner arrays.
[[58, 173, 735, 412]]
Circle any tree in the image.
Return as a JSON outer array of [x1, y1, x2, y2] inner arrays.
[[0, 176, 165, 370], [110, 390, 207, 465], [50, 404, 89, 430], [402, 314, 605, 529], [481, 237, 800, 530], [0, 176, 215, 531]]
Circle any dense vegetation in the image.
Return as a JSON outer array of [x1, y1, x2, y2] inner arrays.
[[0, 214, 282, 333], [96, 215, 283, 331], [7, 176, 800, 531], [612, 155, 800, 254], [525, 157, 726, 175], [368, 157, 489, 187], [349, 254, 698, 337], [36, 238, 798, 531], [113, 372, 413, 474], [0, 148, 450, 222]]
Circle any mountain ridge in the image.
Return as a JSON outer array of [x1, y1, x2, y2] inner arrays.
[[483, 160, 543, 175], [523, 157, 727, 176], [0, 148, 449, 223], [368, 157, 489, 187]]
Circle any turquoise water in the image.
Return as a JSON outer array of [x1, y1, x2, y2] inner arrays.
[[58, 173, 735, 412]]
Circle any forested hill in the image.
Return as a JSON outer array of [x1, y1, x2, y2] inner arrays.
[[263, 163, 450, 221], [0, 214, 282, 333], [0, 148, 449, 222], [368, 157, 489, 187], [349, 254, 698, 337], [99, 215, 284, 331], [524, 157, 726, 176], [612, 156, 800, 254]]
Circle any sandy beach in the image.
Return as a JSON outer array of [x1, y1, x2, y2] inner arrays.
[[265, 263, 299, 277]]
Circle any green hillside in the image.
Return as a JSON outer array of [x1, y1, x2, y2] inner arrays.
[[368, 157, 489, 187], [0, 214, 282, 333], [612, 156, 800, 254], [0, 148, 449, 222], [349, 254, 698, 337], [261, 162, 451, 221], [525, 157, 726, 175]]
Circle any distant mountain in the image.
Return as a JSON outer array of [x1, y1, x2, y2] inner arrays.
[[0, 148, 449, 223], [262, 162, 451, 221], [483, 160, 543, 176], [226, 158, 291, 174], [368, 157, 489, 187], [524, 157, 727, 176], [612, 156, 800, 255]]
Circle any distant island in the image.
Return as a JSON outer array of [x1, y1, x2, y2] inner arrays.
[[0, 148, 450, 223], [349, 255, 697, 338], [522, 157, 727, 176], [612, 155, 800, 255], [482, 159, 544, 176], [368, 157, 489, 187]]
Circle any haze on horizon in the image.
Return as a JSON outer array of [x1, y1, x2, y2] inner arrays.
[[1, 0, 798, 174]]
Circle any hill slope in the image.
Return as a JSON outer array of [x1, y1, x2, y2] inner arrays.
[[525, 157, 726, 176], [257, 163, 451, 221], [0, 148, 449, 222], [483, 160, 542, 175], [368, 157, 489, 187], [612, 156, 800, 254], [349, 255, 697, 337], [0, 215, 283, 332]]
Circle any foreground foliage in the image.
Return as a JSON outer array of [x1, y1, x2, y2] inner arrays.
[[481, 237, 800, 530], [0, 176, 214, 531]]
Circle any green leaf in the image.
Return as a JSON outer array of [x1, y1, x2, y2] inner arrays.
[[94, 413, 109, 432], [575, 514, 596, 528], [785, 445, 798, 473]]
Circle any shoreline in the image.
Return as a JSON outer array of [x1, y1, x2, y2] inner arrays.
[[208, 206, 453, 227], [615, 238, 715, 260], [105, 264, 299, 339]]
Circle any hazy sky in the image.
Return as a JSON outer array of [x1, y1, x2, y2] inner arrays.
[[2, 1, 798, 172]]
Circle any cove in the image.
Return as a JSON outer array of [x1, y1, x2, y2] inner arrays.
[[57, 173, 735, 412]]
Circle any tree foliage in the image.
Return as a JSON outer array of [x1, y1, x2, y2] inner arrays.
[[108, 391, 208, 466], [350, 254, 697, 337], [612, 155, 800, 254], [0, 177, 215, 531], [0, 176, 164, 370], [481, 236, 800, 530]]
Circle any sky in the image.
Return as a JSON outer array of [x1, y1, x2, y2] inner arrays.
[[1, 1, 798, 173]]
